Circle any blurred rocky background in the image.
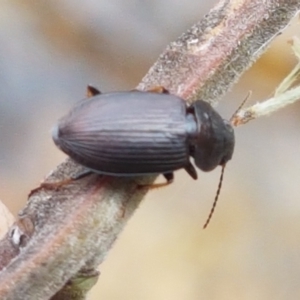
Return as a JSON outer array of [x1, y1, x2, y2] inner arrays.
[[1, 1, 300, 299]]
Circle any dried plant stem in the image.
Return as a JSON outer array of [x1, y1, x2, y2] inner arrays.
[[232, 36, 300, 125], [232, 86, 300, 125], [0, 1, 299, 299]]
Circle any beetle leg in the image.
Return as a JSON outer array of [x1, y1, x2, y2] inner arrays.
[[28, 170, 95, 197], [28, 178, 74, 197], [184, 162, 198, 180], [163, 172, 174, 183], [147, 86, 170, 94], [138, 172, 174, 190], [86, 85, 101, 97], [130, 87, 169, 94]]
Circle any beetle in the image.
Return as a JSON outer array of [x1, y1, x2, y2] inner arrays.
[[52, 86, 235, 188]]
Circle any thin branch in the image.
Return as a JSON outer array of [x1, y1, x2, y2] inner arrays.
[[0, 1, 299, 299], [232, 86, 300, 125], [232, 36, 300, 125]]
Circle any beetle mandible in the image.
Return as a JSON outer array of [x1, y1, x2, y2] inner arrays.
[[52, 86, 235, 188]]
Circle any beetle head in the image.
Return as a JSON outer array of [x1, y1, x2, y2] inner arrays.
[[189, 100, 235, 172]]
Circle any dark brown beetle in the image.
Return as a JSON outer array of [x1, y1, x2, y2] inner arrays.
[[52, 86, 235, 188]]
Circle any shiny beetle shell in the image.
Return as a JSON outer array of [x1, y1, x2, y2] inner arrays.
[[52, 90, 234, 179]]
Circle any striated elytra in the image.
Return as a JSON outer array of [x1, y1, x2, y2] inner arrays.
[[52, 87, 235, 185]]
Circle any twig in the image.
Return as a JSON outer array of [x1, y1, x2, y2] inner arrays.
[[232, 36, 300, 126], [0, 1, 299, 299], [231, 86, 300, 125]]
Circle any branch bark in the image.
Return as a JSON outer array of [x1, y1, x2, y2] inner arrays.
[[0, 0, 299, 299]]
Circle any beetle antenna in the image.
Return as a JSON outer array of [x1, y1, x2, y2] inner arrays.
[[230, 90, 252, 122], [203, 164, 226, 229]]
